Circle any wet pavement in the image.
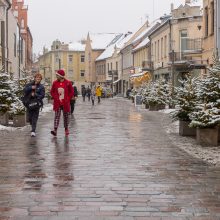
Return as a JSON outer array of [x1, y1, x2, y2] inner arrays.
[[0, 98, 220, 220]]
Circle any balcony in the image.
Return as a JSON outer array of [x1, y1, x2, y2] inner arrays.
[[169, 51, 208, 70], [180, 38, 203, 54]]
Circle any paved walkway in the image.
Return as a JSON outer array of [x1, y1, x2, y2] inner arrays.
[[0, 98, 220, 220]]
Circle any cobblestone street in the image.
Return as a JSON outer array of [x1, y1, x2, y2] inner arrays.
[[0, 98, 220, 220]]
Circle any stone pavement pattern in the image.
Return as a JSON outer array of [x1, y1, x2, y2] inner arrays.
[[0, 98, 220, 220]]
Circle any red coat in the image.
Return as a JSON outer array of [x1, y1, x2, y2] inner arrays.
[[50, 79, 74, 112]]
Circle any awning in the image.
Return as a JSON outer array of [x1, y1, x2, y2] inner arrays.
[[113, 79, 121, 84], [129, 71, 151, 86], [129, 72, 146, 78]]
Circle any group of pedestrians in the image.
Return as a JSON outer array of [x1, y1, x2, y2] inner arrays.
[[81, 85, 102, 105], [23, 69, 103, 138]]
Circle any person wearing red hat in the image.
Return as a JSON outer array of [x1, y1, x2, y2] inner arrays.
[[50, 69, 74, 136]]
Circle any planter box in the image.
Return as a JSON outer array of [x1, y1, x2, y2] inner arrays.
[[219, 126, 220, 143], [179, 120, 196, 136], [0, 112, 9, 126], [196, 127, 219, 146], [13, 114, 26, 127], [149, 103, 165, 111], [158, 104, 166, 110], [145, 103, 149, 109]]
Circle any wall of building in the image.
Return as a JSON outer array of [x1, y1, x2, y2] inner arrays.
[[203, 0, 215, 65]]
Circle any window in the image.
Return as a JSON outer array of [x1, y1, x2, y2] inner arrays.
[[81, 55, 85, 62], [164, 36, 167, 57], [110, 62, 112, 70], [107, 63, 109, 72], [161, 38, 163, 59], [68, 55, 73, 62], [157, 40, 160, 61], [205, 7, 209, 37], [116, 62, 118, 70], [211, 2, 214, 34], [180, 30, 188, 51], [151, 43, 154, 60], [14, 34, 16, 57], [80, 70, 85, 77], [68, 70, 73, 76]]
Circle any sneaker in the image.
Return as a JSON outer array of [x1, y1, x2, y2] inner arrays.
[[65, 129, 69, 136], [31, 132, 36, 137], [51, 130, 57, 136]]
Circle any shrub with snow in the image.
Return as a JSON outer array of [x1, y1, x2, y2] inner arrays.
[[171, 76, 197, 121], [189, 52, 220, 128]]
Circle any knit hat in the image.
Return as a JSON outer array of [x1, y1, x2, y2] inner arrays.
[[56, 69, 65, 78]]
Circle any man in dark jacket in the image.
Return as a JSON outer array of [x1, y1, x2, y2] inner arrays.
[[24, 73, 45, 137], [70, 81, 78, 114]]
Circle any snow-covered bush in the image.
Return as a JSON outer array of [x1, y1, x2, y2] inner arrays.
[[145, 80, 169, 105], [171, 76, 198, 121], [189, 53, 220, 128], [10, 79, 26, 115], [0, 73, 14, 113]]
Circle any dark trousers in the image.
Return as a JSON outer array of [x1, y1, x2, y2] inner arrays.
[[88, 95, 91, 101], [28, 108, 40, 132], [82, 95, 86, 102], [98, 96, 101, 103], [70, 100, 75, 114]]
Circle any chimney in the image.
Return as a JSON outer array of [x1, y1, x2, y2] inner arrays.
[[171, 3, 174, 12], [185, 0, 191, 4]]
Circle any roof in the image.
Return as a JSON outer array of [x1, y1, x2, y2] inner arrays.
[[69, 42, 85, 51], [96, 33, 132, 61], [132, 20, 160, 44], [89, 33, 121, 50], [185, 0, 202, 7], [133, 37, 150, 52]]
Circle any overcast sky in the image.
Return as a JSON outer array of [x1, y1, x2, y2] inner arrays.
[[27, 0, 191, 55]]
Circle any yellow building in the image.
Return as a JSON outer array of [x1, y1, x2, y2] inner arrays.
[[37, 40, 86, 91]]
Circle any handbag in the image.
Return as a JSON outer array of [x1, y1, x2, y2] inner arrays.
[[27, 97, 41, 110]]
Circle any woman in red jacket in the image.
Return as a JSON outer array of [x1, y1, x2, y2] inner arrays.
[[50, 69, 74, 136]]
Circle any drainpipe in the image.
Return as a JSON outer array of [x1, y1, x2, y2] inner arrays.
[[169, 18, 175, 93], [6, 0, 11, 73]]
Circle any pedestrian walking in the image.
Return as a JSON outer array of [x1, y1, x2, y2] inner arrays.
[[50, 69, 74, 137], [23, 73, 45, 137], [86, 86, 91, 101], [91, 86, 96, 106], [81, 85, 86, 102], [96, 85, 102, 103], [70, 81, 78, 114]]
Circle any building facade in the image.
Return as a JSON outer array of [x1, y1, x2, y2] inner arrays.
[[0, 0, 11, 72], [37, 40, 86, 92], [12, 0, 33, 72], [149, 1, 204, 86]]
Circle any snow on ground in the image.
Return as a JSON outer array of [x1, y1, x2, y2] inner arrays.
[[161, 111, 220, 167], [40, 103, 53, 115]]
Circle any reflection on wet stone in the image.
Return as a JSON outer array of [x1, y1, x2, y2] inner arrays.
[[0, 99, 220, 219]]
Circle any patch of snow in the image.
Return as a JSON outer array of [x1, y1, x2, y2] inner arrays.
[[89, 33, 120, 50], [163, 118, 220, 166], [40, 104, 53, 114], [159, 108, 176, 114], [69, 42, 85, 51]]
